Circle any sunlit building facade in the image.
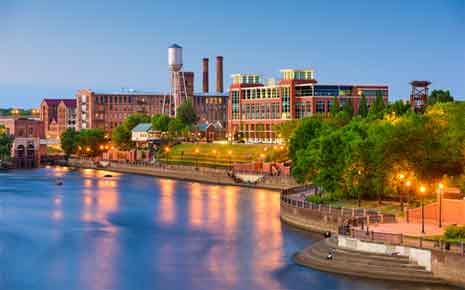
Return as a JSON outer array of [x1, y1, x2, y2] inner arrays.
[[227, 69, 388, 143]]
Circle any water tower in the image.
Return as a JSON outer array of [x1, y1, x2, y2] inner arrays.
[[410, 80, 431, 112], [163, 44, 189, 117]]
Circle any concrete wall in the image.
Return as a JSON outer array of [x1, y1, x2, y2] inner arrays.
[[280, 202, 339, 233], [338, 236, 432, 270], [432, 250, 465, 288]]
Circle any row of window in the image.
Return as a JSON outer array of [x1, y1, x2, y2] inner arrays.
[[240, 103, 281, 120], [94, 95, 167, 105]]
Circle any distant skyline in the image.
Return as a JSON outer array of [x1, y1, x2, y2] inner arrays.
[[0, 0, 464, 108]]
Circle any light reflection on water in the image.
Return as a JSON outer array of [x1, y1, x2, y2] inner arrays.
[[0, 168, 459, 290]]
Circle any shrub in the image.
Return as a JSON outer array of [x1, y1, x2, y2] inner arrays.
[[444, 225, 465, 240], [306, 194, 334, 204]]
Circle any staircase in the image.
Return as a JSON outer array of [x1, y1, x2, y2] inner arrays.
[[294, 238, 444, 284]]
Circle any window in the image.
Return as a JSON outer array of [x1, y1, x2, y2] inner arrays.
[[231, 90, 240, 119], [316, 101, 325, 113], [314, 85, 339, 96], [281, 87, 290, 114], [296, 86, 313, 97]]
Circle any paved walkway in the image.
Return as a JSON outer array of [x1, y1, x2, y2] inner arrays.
[[368, 222, 445, 237]]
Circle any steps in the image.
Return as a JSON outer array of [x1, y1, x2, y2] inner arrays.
[[294, 238, 445, 284]]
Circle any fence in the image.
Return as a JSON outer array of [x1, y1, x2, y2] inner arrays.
[[407, 198, 465, 226], [280, 193, 396, 226], [346, 227, 465, 255]]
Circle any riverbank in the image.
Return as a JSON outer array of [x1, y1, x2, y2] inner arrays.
[[67, 158, 299, 191]]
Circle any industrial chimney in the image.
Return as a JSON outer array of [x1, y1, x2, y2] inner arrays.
[[202, 58, 209, 93], [216, 56, 224, 93]]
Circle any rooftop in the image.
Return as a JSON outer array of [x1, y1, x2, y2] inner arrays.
[[132, 123, 152, 132]]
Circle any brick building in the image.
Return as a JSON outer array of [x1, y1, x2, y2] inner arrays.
[[228, 69, 388, 143], [40, 99, 76, 139], [0, 117, 46, 168]]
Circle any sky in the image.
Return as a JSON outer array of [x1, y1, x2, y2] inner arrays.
[[0, 0, 464, 108]]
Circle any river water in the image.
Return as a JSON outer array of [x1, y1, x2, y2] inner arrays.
[[0, 167, 457, 290]]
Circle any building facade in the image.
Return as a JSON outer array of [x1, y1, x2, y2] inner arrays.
[[0, 117, 46, 168], [193, 93, 228, 125], [227, 69, 388, 143], [40, 99, 76, 139], [76, 90, 171, 133]]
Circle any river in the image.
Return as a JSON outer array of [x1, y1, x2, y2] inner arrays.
[[0, 167, 456, 290]]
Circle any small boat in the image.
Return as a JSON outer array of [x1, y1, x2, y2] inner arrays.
[[103, 174, 113, 178], [55, 179, 64, 186]]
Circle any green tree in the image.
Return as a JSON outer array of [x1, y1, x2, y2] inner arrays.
[[168, 118, 185, 136], [342, 98, 354, 118], [0, 125, 13, 160], [60, 128, 79, 159], [428, 89, 454, 105], [273, 120, 300, 143], [152, 114, 172, 132], [176, 100, 197, 127], [112, 125, 132, 150], [385, 100, 411, 116], [77, 129, 105, 157], [330, 96, 340, 116], [358, 94, 368, 117], [125, 113, 151, 130], [112, 113, 151, 150], [368, 92, 386, 119]]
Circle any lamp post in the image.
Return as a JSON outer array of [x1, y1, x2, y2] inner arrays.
[[357, 170, 362, 207], [438, 182, 444, 228], [420, 185, 426, 234], [398, 173, 405, 211], [405, 180, 411, 223], [164, 146, 170, 164]]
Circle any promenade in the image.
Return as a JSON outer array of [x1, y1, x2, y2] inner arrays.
[[67, 158, 299, 191]]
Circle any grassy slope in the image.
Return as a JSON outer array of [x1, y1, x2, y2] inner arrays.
[[162, 143, 284, 167]]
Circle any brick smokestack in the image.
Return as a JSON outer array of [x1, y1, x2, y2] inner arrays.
[[216, 56, 224, 93], [202, 58, 209, 93]]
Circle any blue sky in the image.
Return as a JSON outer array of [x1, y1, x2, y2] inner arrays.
[[0, 0, 464, 108]]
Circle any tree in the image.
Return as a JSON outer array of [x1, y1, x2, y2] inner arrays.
[[428, 90, 454, 105], [342, 98, 354, 118], [152, 114, 172, 132], [112, 113, 151, 150], [112, 125, 132, 150], [77, 129, 105, 157], [358, 94, 368, 117], [273, 120, 300, 143], [385, 100, 410, 116], [125, 113, 151, 130], [176, 100, 197, 127], [368, 92, 386, 119], [330, 96, 340, 116], [168, 118, 185, 136], [0, 125, 13, 160], [60, 128, 79, 159]]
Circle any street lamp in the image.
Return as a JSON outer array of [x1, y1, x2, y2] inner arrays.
[[419, 185, 426, 234], [164, 146, 170, 163], [438, 182, 444, 228], [398, 173, 405, 210]]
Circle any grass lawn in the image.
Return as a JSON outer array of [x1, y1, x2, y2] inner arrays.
[[328, 199, 405, 216], [161, 143, 287, 167]]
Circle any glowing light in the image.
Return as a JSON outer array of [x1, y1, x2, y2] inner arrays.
[[406, 180, 411, 187], [419, 185, 426, 194], [399, 173, 405, 180], [439, 183, 444, 189]]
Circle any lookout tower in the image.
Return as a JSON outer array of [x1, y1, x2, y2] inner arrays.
[[410, 80, 431, 112], [164, 44, 189, 117]]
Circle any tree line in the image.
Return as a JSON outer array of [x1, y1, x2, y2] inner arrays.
[[286, 90, 464, 203]]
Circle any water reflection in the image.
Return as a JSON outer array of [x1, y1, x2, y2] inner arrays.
[[0, 168, 459, 290], [159, 179, 175, 224]]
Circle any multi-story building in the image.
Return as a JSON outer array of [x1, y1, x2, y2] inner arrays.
[[0, 117, 46, 168], [228, 69, 388, 143], [193, 56, 228, 126], [76, 89, 174, 133], [40, 99, 76, 139]]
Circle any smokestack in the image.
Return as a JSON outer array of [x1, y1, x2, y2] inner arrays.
[[202, 58, 209, 93], [216, 56, 224, 93]]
